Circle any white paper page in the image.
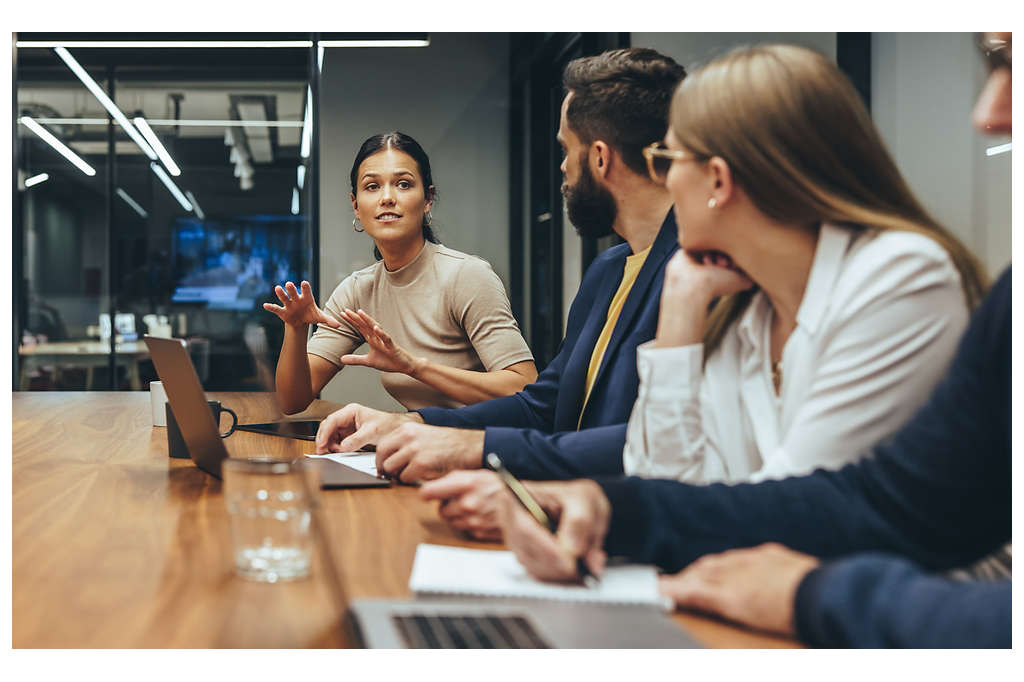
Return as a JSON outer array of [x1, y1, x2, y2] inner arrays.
[[305, 452, 378, 477], [409, 544, 668, 609]]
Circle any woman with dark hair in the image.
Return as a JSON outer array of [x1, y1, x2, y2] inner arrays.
[[266, 132, 536, 413]]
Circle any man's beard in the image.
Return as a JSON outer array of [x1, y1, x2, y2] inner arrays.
[[562, 159, 617, 239]]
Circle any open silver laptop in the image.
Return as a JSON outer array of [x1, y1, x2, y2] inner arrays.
[[144, 335, 387, 487]]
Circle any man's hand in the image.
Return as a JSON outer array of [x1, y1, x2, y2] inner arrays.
[[497, 479, 610, 583], [314, 403, 423, 454], [420, 470, 506, 541], [658, 543, 819, 637], [375, 423, 485, 483]]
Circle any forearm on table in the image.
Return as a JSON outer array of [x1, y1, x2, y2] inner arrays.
[[275, 323, 317, 413], [409, 359, 533, 405]]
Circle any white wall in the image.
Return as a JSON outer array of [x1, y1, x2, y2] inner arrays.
[[631, 32, 837, 72], [871, 32, 1011, 277], [317, 34, 511, 409]]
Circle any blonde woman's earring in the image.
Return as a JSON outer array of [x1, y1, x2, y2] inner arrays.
[[353, 218, 365, 233], [707, 198, 718, 209]]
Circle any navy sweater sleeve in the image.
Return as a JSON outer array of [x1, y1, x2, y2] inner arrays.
[[596, 268, 1011, 573], [794, 555, 1011, 648]]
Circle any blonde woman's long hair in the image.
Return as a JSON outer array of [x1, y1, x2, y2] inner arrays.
[[669, 44, 988, 359]]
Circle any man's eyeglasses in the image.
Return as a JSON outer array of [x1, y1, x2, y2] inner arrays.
[[978, 34, 1012, 73], [642, 142, 703, 184]]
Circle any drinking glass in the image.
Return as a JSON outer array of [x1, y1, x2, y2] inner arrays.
[[222, 458, 321, 583]]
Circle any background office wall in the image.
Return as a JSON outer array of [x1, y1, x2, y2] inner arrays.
[[871, 32, 1011, 277], [318, 34, 511, 410]]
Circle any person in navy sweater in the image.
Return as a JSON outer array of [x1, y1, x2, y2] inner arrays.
[[495, 33, 1012, 648], [313, 48, 687, 487]]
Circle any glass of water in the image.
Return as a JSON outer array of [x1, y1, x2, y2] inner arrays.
[[222, 457, 321, 583]]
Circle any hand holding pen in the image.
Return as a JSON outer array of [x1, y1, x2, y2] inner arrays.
[[487, 453, 605, 587]]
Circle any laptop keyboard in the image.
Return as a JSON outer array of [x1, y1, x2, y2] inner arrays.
[[393, 614, 551, 648]]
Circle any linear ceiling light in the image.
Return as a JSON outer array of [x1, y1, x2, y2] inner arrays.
[[25, 173, 50, 187], [291, 187, 300, 215], [116, 188, 149, 218], [986, 142, 1012, 157], [18, 41, 313, 48], [151, 162, 193, 211], [297, 165, 306, 190], [19, 116, 97, 176], [134, 117, 182, 176], [32, 117, 303, 128], [300, 86, 312, 159], [318, 40, 429, 48], [54, 46, 157, 161], [185, 191, 205, 220]]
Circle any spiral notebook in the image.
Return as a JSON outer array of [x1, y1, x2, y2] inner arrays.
[[408, 544, 670, 610]]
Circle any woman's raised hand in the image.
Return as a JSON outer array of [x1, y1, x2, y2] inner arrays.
[[654, 250, 755, 348], [339, 308, 424, 376], [263, 280, 342, 330]]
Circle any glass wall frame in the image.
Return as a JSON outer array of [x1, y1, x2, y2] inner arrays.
[[13, 33, 319, 392]]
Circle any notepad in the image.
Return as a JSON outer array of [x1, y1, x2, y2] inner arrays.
[[409, 544, 669, 610], [305, 452, 378, 477]]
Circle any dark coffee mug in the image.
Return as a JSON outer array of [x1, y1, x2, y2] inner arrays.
[[166, 400, 238, 459]]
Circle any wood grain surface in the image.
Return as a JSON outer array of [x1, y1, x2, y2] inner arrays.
[[12, 392, 800, 649]]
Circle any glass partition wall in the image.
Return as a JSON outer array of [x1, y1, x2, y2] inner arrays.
[[14, 35, 317, 391]]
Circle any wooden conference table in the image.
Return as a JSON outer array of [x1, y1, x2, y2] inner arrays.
[[12, 391, 800, 649]]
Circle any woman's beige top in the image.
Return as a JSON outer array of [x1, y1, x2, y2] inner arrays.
[[307, 240, 534, 410]]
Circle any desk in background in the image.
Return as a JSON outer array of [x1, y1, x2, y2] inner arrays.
[[12, 392, 800, 649], [17, 340, 150, 390]]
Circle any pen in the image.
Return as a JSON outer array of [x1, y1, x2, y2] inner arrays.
[[486, 452, 599, 588]]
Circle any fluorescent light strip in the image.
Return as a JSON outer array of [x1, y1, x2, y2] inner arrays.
[[151, 162, 193, 211], [318, 45, 325, 72], [318, 40, 429, 48], [33, 117, 304, 128], [134, 117, 182, 176], [116, 188, 149, 218], [291, 187, 300, 215], [19, 116, 97, 176], [185, 191, 205, 220], [54, 47, 158, 161], [25, 173, 50, 187], [300, 86, 312, 159], [19, 41, 313, 48], [986, 143, 1012, 156], [297, 165, 306, 190]]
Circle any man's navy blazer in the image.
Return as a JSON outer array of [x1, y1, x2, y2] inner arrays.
[[415, 211, 679, 480]]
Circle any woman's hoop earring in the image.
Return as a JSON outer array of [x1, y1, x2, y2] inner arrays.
[[353, 217, 365, 233], [707, 197, 718, 209]]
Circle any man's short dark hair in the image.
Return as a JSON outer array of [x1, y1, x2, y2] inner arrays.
[[563, 47, 686, 177]]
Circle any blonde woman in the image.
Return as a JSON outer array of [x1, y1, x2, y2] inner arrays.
[[624, 44, 987, 483]]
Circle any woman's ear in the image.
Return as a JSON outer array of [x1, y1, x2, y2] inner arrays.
[[350, 193, 358, 214], [424, 186, 435, 214], [707, 157, 735, 208]]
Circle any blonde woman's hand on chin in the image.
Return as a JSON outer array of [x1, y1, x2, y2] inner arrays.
[[263, 280, 342, 330], [338, 308, 425, 376], [654, 250, 755, 348]]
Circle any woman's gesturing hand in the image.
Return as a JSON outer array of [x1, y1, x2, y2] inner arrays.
[[339, 308, 424, 376], [263, 280, 342, 330], [654, 250, 755, 348]]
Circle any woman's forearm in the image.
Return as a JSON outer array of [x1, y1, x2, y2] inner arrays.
[[275, 323, 316, 414], [409, 360, 537, 406]]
